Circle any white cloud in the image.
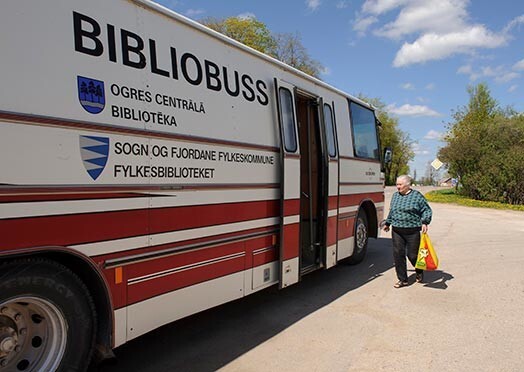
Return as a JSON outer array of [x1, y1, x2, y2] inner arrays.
[[513, 59, 524, 71], [237, 12, 256, 20], [375, 0, 469, 40], [458, 64, 521, 83], [393, 26, 506, 67], [356, 0, 517, 67], [185, 9, 206, 17], [362, 0, 406, 16], [411, 142, 430, 155], [508, 85, 518, 93], [401, 82, 415, 90], [457, 64, 472, 74], [457, 64, 479, 79], [306, 0, 321, 11], [336, 1, 350, 9], [503, 15, 524, 33], [424, 130, 443, 140], [425, 83, 435, 90], [386, 103, 440, 117], [353, 16, 378, 34], [495, 71, 520, 83]]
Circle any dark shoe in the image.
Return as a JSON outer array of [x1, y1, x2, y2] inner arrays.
[[416, 272, 424, 283], [394, 280, 409, 288]]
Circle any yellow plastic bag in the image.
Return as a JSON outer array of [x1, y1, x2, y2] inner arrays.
[[415, 233, 439, 270]]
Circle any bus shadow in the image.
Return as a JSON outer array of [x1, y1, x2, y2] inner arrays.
[[95, 237, 394, 372]]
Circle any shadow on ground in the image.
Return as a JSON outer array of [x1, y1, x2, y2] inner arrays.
[[95, 238, 394, 372], [421, 270, 454, 290]]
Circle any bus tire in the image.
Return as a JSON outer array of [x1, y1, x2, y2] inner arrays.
[[0, 258, 96, 372], [347, 210, 368, 265]]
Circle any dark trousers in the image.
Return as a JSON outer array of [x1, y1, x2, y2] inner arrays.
[[392, 227, 422, 282]]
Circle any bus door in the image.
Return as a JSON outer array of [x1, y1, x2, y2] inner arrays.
[[322, 101, 339, 269], [275, 79, 330, 288], [275, 79, 301, 288]]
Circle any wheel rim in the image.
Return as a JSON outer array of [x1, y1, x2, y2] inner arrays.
[[355, 218, 368, 253], [0, 297, 67, 372]]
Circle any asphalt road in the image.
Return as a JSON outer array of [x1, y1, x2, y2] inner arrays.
[[98, 186, 524, 372]]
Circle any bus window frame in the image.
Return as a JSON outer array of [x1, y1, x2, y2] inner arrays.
[[348, 100, 380, 161]]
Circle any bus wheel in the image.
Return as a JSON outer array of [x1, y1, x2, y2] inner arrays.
[[347, 210, 368, 265], [0, 259, 95, 372]]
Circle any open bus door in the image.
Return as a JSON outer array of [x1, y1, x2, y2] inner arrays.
[[275, 79, 301, 288], [275, 80, 331, 288], [322, 101, 339, 269]]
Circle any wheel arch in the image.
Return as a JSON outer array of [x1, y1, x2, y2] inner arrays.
[[358, 199, 378, 239], [0, 247, 114, 362]]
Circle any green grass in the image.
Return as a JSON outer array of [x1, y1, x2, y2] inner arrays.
[[425, 188, 524, 211]]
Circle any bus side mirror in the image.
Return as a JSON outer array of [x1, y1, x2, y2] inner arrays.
[[383, 147, 392, 164]]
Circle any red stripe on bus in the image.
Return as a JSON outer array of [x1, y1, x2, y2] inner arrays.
[[328, 195, 338, 210], [339, 192, 384, 207], [0, 192, 146, 203], [96, 226, 276, 263], [252, 246, 277, 267], [149, 200, 279, 235], [0, 183, 280, 200], [124, 234, 277, 306], [103, 229, 277, 309], [327, 215, 338, 246], [282, 223, 300, 260], [0, 200, 279, 250], [283, 198, 300, 216], [0, 209, 149, 251], [126, 240, 246, 305]]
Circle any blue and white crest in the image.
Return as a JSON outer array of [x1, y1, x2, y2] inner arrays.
[[77, 76, 105, 114], [80, 135, 109, 180]]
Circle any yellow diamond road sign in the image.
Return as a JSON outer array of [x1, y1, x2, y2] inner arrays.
[[431, 158, 443, 170]]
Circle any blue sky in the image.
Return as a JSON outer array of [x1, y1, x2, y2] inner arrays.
[[157, 0, 524, 179]]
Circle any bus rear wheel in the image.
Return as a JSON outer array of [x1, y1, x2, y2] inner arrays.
[[0, 259, 96, 372], [347, 210, 368, 265]]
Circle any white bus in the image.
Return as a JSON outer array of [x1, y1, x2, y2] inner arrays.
[[0, 1, 388, 370]]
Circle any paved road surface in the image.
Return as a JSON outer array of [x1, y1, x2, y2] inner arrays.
[[98, 186, 524, 372]]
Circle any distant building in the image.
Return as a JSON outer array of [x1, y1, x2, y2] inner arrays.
[[439, 177, 453, 187]]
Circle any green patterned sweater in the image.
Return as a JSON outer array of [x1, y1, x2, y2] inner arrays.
[[385, 189, 432, 228]]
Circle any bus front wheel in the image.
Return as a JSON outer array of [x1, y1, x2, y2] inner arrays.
[[347, 210, 368, 265]]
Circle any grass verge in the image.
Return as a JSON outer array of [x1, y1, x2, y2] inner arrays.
[[425, 188, 524, 211]]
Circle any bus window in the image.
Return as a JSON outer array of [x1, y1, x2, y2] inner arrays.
[[323, 103, 337, 157], [279, 88, 297, 152], [349, 102, 379, 160]]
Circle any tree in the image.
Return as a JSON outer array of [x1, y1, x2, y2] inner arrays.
[[359, 96, 414, 185], [202, 16, 276, 54], [271, 32, 323, 78], [439, 83, 495, 197], [201, 17, 323, 78], [439, 83, 524, 204]]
